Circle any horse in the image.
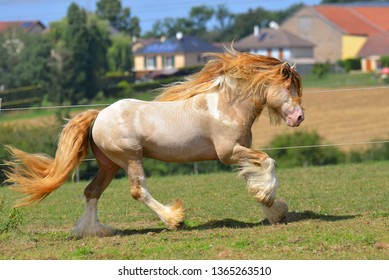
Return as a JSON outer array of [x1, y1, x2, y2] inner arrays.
[[4, 49, 304, 238]]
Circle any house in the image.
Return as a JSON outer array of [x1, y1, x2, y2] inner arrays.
[[0, 20, 46, 34], [0, 21, 47, 58], [234, 25, 315, 74], [281, 3, 389, 71], [133, 33, 221, 79], [132, 37, 160, 53], [357, 32, 389, 71]]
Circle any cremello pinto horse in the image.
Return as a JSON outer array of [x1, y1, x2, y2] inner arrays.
[[5, 50, 304, 237]]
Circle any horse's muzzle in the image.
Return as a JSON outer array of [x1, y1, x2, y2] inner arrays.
[[286, 108, 304, 127]]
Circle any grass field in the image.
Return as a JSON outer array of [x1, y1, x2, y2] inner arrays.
[[1, 161, 389, 260]]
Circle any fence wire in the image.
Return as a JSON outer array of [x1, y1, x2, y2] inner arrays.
[[1, 85, 389, 167]]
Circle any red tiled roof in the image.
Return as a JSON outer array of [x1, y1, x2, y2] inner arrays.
[[314, 6, 389, 35], [0, 20, 45, 32]]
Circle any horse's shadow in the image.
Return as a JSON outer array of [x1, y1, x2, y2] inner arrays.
[[115, 211, 357, 236]]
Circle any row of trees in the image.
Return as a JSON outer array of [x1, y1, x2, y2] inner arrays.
[[0, 0, 136, 106], [145, 3, 304, 42]]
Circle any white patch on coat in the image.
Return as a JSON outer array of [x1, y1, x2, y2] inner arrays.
[[74, 198, 113, 237], [205, 94, 236, 127], [206, 94, 221, 120]]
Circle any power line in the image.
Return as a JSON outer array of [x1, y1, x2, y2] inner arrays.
[[0, 103, 109, 112], [259, 140, 389, 151], [1, 85, 388, 112], [1, 139, 388, 168], [0, 0, 295, 26], [304, 86, 389, 94], [0, 85, 388, 168]]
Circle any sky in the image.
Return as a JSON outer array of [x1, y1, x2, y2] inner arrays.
[[0, 0, 321, 34]]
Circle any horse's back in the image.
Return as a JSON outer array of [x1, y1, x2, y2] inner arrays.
[[92, 98, 219, 163]]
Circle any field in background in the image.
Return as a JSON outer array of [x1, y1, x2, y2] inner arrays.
[[1, 161, 389, 259], [1, 76, 389, 152], [252, 86, 389, 151]]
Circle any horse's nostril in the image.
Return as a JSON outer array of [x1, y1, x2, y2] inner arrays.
[[297, 114, 304, 122]]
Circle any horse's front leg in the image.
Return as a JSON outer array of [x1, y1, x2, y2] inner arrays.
[[221, 144, 288, 224]]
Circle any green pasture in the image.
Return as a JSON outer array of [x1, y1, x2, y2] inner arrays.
[[1, 161, 388, 260]]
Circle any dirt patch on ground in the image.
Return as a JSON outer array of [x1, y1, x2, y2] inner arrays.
[[252, 87, 389, 151]]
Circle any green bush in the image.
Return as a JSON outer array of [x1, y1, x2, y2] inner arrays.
[[267, 130, 345, 168], [312, 62, 331, 78], [338, 58, 361, 73], [380, 56, 389, 67], [0, 124, 61, 183], [362, 141, 389, 162]]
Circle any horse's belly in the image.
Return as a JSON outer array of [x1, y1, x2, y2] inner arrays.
[[143, 136, 218, 162]]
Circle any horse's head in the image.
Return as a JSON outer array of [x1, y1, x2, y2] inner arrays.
[[199, 50, 304, 127], [254, 59, 304, 127]]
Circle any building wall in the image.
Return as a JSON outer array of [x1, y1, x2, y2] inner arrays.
[[282, 7, 343, 63], [184, 52, 207, 67], [175, 54, 186, 68], [134, 51, 215, 79], [290, 47, 314, 59], [342, 35, 367, 60], [134, 55, 144, 71], [361, 56, 379, 72]]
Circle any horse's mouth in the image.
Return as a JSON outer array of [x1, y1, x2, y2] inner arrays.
[[286, 114, 304, 127]]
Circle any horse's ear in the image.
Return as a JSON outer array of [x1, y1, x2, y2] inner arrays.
[[281, 62, 291, 77]]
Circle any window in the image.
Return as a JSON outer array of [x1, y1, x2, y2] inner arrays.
[[163, 56, 175, 68], [298, 16, 312, 34], [251, 49, 268, 56], [283, 49, 292, 60], [145, 56, 156, 69]]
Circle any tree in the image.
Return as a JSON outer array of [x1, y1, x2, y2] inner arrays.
[[85, 15, 111, 99], [96, 0, 141, 36], [107, 34, 132, 72], [145, 5, 215, 39], [321, 0, 376, 3], [64, 3, 90, 104], [190, 5, 214, 36], [0, 30, 51, 89], [214, 4, 234, 31], [48, 3, 110, 105]]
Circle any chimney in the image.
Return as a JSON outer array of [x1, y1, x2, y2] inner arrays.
[[176, 31, 183, 40], [254, 25, 260, 37], [269, 21, 279, 30]]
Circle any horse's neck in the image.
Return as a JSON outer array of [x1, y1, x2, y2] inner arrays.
[[216, 92, 263, 128]]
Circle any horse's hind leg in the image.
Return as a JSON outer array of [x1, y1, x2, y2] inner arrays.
[[74, 142, 120, 238], [126, 159, 185, 230]]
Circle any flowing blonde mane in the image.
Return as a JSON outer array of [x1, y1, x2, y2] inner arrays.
[[154, 49, 302, 105]]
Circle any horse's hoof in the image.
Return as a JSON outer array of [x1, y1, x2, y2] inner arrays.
[[262, 199, 288, 225]]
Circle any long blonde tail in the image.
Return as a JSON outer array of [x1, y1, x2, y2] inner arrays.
[[4, 109, 100, 207]]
